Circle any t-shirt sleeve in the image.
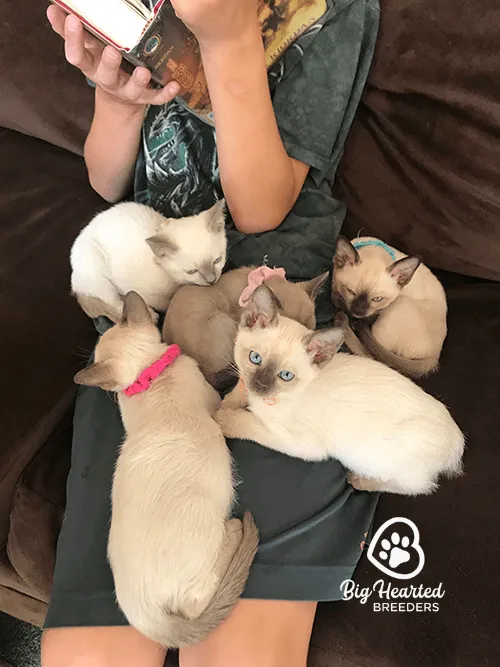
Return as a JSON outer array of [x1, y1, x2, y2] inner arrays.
[[272, 0, 379, 182]]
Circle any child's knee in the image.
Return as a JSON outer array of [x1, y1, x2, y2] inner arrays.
[[41, 626, 166, 667]]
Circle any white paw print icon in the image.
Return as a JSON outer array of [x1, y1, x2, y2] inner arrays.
[[367, 517, 425, 580]]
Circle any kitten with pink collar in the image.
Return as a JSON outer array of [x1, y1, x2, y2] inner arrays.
[[74, 292, 258, 648]]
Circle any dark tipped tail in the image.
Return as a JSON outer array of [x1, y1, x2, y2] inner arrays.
[[144, 513, 259, 648], [355, 322, 439, 378]]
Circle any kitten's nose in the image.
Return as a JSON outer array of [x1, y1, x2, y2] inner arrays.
[[351, 294, 369, 318]]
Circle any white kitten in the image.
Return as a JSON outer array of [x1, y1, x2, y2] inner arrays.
[[71, 200, 227, 322], [216, 286, 465, 496]]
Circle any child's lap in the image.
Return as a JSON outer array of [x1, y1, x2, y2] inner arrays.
[[45, 359, 377, 628]]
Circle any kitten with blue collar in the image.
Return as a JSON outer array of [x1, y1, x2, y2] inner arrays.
[[332, 236, 447, 378]]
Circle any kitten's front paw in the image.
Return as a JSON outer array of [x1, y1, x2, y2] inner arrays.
[[347, 472, 383, 493], [221, 381, 248, 410], [215, 408, 239, 438]]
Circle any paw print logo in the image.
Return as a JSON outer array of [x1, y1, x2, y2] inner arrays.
[[367, 517, 425, 580]]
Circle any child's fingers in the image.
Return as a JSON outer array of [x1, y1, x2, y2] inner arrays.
[[95, 46, 124, 89], [47, 5, 67, 37], [147, 81, 181, 106], [121, 67, 152, 101], [64, 14, 94, 73]]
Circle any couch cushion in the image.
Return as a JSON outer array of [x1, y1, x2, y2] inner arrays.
[[0, 0, 93, 154], [7, 408, 72, 608], [336, 0, 500, 281], [0, 129, 104, 545], [309, 274, 500, 666]]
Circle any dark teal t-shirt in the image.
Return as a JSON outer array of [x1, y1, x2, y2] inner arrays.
[[135, 0, 380, 306]]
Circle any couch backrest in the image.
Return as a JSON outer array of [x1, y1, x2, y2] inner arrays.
[[0, 0, 94, 155], [336, 0, 500, 280]]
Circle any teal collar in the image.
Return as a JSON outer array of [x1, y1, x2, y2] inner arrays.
[[352, 239, 397, 262]]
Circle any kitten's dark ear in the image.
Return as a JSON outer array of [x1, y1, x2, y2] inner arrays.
[[206, 199, 226, 234], [304, 320, 346, 365], [297, 272, 329, 301], [121, 291, 152, 326], [242, 285, 279, 329], [334, 237, 360, 270], [74, 362, 115, 391], [146, 234, 178, 258], [387, 256, 421, 288]]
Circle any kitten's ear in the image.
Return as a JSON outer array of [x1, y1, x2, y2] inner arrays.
[[146, 234, 178, 258], [242, 285, 279, 329], [387, 256, 421, 287], [74, 362, 115, 391], [304, 322, 346, 365], [334, 236, 360, 270], [206, 199, 226, 234], [297, 272, 329, 301], [121, 291, 152, 326]]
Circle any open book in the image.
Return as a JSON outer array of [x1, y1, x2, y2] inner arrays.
[[52, 0, 327, 125]]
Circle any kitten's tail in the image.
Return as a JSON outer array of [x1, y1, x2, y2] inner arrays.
[[138, 512, 259, 649], [353, 322, 439, 378]]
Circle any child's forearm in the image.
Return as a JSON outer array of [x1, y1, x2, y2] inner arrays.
[[200, 29, 309, 234], [84, 88, 145, 203]]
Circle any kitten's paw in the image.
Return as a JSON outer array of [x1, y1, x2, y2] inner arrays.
[[221, 381, 248, 409], [215, 408, 240, 438], [347, 472, 383, 492]]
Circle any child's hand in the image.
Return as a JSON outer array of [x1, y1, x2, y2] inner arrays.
[[47, 5, 180, 107], [171, 0, 260, 47]]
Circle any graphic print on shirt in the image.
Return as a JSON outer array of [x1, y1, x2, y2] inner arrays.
[[134, 1, 332, 220]]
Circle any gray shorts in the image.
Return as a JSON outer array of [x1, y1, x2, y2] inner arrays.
[[45, 316, 378, 628]]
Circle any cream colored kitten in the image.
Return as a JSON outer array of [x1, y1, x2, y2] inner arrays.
[[163, 267, 328, 389], [74, 292, 258, 648], [71, 200, 227, 322], [216, 286, 464, 496], [332, 236, 447, 377]]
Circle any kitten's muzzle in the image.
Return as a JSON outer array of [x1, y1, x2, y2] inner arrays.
[[350, 294, 370, 318], [250, 364, 277, 396]]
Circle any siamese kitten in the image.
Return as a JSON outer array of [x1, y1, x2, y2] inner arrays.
[[216, 286, 464, 496], [71, 200, 227, 323], [163, 267, 328, 390], [74, 292, 258, 648], [331, 236, 447, 378]]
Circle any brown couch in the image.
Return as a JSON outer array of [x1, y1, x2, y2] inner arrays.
[[1, 0, 499, 665]]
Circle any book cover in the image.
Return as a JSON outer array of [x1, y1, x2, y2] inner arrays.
[[54, 0, 328, 126]]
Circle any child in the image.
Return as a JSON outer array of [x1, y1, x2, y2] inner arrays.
[[43, 1, 379, 666]]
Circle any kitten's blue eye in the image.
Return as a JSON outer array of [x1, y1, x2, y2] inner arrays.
[[214, 256, 222, 264], [371, 296, 384, 303], [186, 269, 197, 275], [249, 351, 262, 365], [278, 370, 295, 382]]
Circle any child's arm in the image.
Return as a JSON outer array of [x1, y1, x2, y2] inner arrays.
[[47, 6, 180, 203], [172, 0, 310, 234]]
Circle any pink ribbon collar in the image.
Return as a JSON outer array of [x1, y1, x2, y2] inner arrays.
[[239, 266, 286, 308], [123, 345, 181, 397]]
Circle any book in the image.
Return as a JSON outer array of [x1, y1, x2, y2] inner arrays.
[[51, 0, 327, 126]]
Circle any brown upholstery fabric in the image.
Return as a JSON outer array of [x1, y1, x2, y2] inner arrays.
[[336, 0, 500, 281], [0, 0, 94, 154], [0, 128, 104, 623]]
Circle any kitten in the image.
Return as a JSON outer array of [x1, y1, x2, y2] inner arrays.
[[74, 292, 258, 648], [215, 285, 464, 496], [163, 266, 328, 390], [332, 236, 447, 378], [71, 200, 227, 323]]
